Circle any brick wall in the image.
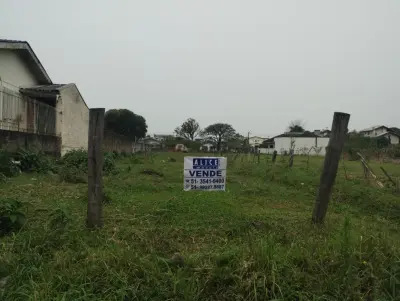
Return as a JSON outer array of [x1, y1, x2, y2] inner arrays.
[[0, 129, 61, 156]]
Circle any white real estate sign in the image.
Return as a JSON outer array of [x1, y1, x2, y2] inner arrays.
[[184, 157, 227, 191]]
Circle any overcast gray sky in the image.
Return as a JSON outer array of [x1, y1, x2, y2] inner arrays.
[[1, 0, 399, 136]]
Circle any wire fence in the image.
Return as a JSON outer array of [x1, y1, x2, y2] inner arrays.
[[0, 84, 59, 136]]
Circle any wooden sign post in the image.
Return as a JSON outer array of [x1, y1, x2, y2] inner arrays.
[[87, 108, 105, 228]]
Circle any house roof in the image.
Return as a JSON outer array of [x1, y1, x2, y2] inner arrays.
[[20, 83, 88, 109], [389, 127, 400, 136], [274, 131, 319, 138], [259, 138, 274, 147], [0, 39, 52, 85], [249, 136, 267, 139], [359, 125, 388, 132], [20, 84, 68, 95], [374, 130, 400, 138], [261, 138, 274, 143]]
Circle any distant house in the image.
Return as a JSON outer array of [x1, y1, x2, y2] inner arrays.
[[153, 134, 174, 141], [0, 39, 89, 155], [200, 142, 214, 152], [133, 137, 163, 152], [274, 131, 329, 156], [313, 129, 331, 137], [258, 138, 275, 154], [359, 125, 400, 144], [248, 136, 266, 148]]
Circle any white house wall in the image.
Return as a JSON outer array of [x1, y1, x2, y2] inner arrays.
[[249, 137, 264, 146], [274, 137, 329, 156], [59, 85, 89, 155], [259, 148, 274, 154], [389, 133, 400, 144], [317, 138, 329, 154], [369, 127, 387, 137], [0, 49, 39, 87]]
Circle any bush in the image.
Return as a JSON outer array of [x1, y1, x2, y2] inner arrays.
[[130, 155, 144, 164], [103, 153, 116, 174], [0, 150, 19, 177], [0, 173, 6, 183], [61, 149, 88, 170], [389, 145, 400, 159], [16, 149, 54, 173], [58, 166, 87, 183], [61, 149, 116, 175], [0, 199, 25, 236]]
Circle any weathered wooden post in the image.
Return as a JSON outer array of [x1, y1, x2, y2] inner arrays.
[[288, 149, 294, 168], [272, 150, 277, 164], [87, 108, 105, 228], [312, 112, 350, 224]]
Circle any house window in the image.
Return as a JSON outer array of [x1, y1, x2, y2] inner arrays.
[[0, 87, 26, 131]]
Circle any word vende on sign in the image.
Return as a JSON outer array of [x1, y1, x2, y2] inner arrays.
[[184, 157, 227, 191]]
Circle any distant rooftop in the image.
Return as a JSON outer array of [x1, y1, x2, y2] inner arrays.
[[274, 131, 318, 138], [359, 125, 388, 132]]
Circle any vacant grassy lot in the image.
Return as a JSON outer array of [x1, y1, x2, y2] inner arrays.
[[1, 152, 400, 300]]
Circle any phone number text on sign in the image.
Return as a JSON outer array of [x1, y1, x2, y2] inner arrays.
[[184, 157, 227, 191]]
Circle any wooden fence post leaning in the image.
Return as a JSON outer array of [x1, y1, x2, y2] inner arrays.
[[312, 112, 350, 224], [272, 150, 277, 164], [87, 108, 105, 228], [288, 149, 294, 168]]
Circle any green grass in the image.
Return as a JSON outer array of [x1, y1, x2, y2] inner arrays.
[[1, 152, 400, 300]]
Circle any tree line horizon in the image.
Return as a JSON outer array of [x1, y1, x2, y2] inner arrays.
[[103, 109, 311, 151]]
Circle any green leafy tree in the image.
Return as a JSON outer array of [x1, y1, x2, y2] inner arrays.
[[288, 120, 305, 132], [174, 118, 201, 140], [227, 133, 246, 151], [104, 109, 147, 139], [203, 123, 236, 151]]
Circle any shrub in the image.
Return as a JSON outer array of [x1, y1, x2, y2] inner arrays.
[[16, 149, 54, 173], [103, 153, 116, 174], [48, 208, 70, 230], [61, 149, 116, 175], [130, 155, 144, 164], [389, 145, 400, 159], [61, 149, 88, 170], [0, 199, 25, 236], [0, 173, 6, 183], [0, 150, 19, 177], [58, 166, 87, 183]]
